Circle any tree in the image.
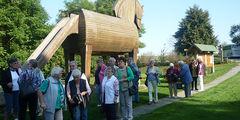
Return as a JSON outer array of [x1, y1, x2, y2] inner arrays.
[[0, 0, 51, 72], [58, 0, 95, 21], [138, 25, 146, 48], [230, 24, 240, 44], [95, 0, 115, 16], [174, 5, 218, 54]]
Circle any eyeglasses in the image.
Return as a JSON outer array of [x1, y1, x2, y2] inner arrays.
[[118, 60, 124, 63]]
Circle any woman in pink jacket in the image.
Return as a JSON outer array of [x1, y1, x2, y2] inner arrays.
[[95, 58, 107, 107]]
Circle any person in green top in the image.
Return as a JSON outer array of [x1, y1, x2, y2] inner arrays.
[[38, 67, 65, 120], [116, 57, 134, 120]]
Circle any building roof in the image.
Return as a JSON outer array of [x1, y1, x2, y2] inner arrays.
[[189, 44, 218, 52]]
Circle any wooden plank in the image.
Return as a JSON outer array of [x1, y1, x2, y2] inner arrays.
[[27, 14, 79, 68]]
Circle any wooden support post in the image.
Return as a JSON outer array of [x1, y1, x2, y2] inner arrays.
[[64, 49, 75, 74], [133, 48, 138, 63], [64, 49, 70, 74], [81, 45, 92, 80]]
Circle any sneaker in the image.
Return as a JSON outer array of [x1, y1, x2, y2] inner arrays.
[[14, 118, 19, 120], [97, 104, 102, 107], [168, 96, 172, 98], [154, 101, 158, 104], [173, 96, 178, 99]]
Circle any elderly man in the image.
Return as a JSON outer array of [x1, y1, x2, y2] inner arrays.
[[65, 61, 90, 119], [197, 58, 204, 91], [127, 57, 142, 103], [178, 61, 193, 97], [104, 57, 119, 76]]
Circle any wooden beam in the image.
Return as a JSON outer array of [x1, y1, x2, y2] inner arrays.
[[81, 45, 92, 80]]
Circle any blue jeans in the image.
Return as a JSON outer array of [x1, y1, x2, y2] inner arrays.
[[73, 104, 88, 120], [4, 91, 19, 114], [95, 84, 102, 105], [184, 83, 191, 97], [73, 105, 81, 120], [132, 76, 139, 102]]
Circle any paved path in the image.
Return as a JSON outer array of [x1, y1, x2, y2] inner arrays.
[[133, 64, 240, 118]]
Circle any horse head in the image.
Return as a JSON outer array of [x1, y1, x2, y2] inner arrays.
[[114, 0, 143, 29]]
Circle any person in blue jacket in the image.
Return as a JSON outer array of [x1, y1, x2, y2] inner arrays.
[[178, 61, 193, 97]]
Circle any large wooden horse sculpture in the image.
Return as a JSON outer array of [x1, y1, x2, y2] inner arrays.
[[27, 0, 143, 78]]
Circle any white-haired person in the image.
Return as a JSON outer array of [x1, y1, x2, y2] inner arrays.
[[67, 69, 91, 120], [65, 61, 90, 119], [104, 57, 121, 119], [105, 57, 119, 76], [197, 58, 204, 91], [166, 63, 179, 98], [38, 67, 65, 120], [101, 67, 119, 120], [145, 59, 162, 104], [177, 61, 193, 97]]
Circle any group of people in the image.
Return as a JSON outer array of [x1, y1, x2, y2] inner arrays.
[[0, 56, 205, 120], [166, 58, 205, 98], [0, 58, 45, 120], [94, 57, 142, 120]]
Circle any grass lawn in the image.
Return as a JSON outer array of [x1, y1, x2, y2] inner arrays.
[[134, 72, 240, 120], [0, 63, 238, 120]]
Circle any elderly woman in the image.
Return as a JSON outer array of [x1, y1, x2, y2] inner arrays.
[[197, 58, 204, 91], [189, 59, 198, 90], [166, 63, 179, 98], [95, 58, 107, 107], [0, 58, 20, 120], [18, 59, 42, 120], [101, 67, 119, 120], [146, 59, 162, 104], [38, 67, 65, 120], [67, 69, 91, 120], [116, 57, 134, 120]]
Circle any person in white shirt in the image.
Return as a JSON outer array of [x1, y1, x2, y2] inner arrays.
[[102, 67, 119, 120], [0, 58, 20, 120]]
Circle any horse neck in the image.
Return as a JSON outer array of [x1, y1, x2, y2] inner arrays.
[[114, 0, 136, 23]]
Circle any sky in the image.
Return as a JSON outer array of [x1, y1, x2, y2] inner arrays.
[[40, 0, 240, 56]]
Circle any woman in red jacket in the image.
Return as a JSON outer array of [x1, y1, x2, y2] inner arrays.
[[166, 63, 179, 98]]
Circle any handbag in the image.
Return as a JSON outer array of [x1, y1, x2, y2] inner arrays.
[[128, 83, 137, 96], [125, 66, 137, 96], [145, 75, 148, 87], [19, 81, 35, 96], [73, 93, 84, 105], [19, 71, 35, 96]]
